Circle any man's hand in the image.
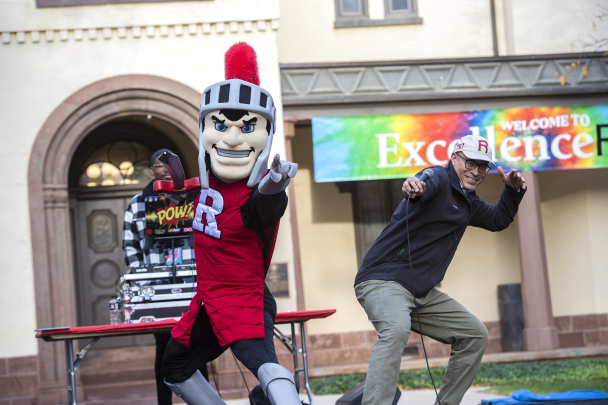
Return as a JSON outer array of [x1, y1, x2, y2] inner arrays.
[[258, 154, 298, 195], [402, 177, 426, 198], [498, 166, 526, 191]]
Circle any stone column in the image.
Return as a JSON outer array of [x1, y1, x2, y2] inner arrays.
[[284, 118, 306, 312], [516, 172, 559, 351], [37, 185, 82, 404]]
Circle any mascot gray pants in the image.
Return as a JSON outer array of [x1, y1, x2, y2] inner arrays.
[[165, 363, 300, 405], [162, 308, 300, 404]]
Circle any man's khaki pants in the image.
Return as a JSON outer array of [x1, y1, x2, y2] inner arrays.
[[355, 280, 488, 405]]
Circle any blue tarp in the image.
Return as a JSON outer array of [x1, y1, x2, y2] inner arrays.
[[482, 390, 608, 405]]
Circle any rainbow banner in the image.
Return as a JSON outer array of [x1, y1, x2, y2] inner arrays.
[[312, 105, 608, 182]]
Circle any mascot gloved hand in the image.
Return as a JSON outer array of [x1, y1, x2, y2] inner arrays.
[[258, 154, 298, 195], [155, 42, 301, 405]]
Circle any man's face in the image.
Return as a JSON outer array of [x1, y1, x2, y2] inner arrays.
[[450, 152, 488, 190], [202, 110, 268, 183], [151, 157, 172, 181]]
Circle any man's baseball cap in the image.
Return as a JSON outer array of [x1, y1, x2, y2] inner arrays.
[[453, 135, 494, 163]]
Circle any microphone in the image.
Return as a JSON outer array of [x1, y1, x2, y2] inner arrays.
[[158, 151, 186, 190], [408, 169, 434, 197], [419, 168, 434, 183]]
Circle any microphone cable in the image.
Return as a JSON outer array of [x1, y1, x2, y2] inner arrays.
[[406, 188, 442, 405]]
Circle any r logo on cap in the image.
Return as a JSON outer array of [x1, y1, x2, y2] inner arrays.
[[478, 139, 488, 153], [454, 135, 494, 162]]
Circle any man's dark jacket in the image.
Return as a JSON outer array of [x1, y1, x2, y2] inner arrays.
[[354, 162, 525, 297]]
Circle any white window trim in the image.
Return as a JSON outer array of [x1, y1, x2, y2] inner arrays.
[[334, 0, 422, 28], [384, 0, 422, 21], [335, 0, 370, 28]]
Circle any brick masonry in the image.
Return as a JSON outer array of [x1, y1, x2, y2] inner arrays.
[[303, 313, 608, 378], [554, 313, 608, 348], [304, 321, 503, 375], [5, 313, 606, 403], [53, 316, 606, 400], [0, 356, 37, 405]]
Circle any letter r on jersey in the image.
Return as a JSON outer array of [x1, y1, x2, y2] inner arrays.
[[478, 140, 488, 153], [193, 188, 224, 239]]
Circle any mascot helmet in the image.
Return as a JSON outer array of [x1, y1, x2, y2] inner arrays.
[[198, 42, 276, 189]]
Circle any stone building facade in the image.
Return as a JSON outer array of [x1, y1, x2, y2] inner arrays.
[[1, 0, 607, 403]]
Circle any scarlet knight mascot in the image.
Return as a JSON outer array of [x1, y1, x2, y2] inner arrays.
[[155, 43, 300, 405]]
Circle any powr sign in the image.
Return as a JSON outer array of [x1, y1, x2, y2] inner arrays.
[[311, 105, 608, 182]]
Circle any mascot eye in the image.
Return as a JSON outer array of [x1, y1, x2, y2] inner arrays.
[[241, 124, 255, 134], [215, 122, 227, 132]]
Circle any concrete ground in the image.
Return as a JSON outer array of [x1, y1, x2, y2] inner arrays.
[[225, 386, 505, 405]]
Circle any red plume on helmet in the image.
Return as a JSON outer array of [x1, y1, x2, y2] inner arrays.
[[224, 42, 260, 86]]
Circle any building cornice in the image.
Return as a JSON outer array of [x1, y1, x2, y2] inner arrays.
[[1, 18, 279, 45], [280, 53, 608, 106]]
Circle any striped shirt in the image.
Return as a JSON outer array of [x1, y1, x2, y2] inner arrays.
[[122, 181, 195, 269]]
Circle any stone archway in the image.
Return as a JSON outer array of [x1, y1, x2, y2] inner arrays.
[[28, 75, 201, 403]]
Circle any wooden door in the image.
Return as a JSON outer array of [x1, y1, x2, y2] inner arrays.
[[71, 193, 154, 347]]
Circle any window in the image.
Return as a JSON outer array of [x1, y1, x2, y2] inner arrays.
[[384, 0, 421, 21], [389, 0, 409, 11], [334, 0, 369, 27], [340, 0, 363, 15], [78, 141, 155, 188], [335, 0, 422, 28]]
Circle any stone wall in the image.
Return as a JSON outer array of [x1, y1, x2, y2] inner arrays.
[[3, 313, 604, 402], [304, 321, 502, 377], [0, 356, 37, 405], [555, 313, 608, 348]]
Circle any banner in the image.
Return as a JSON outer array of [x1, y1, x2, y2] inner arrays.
[[145, 197, 195, 236], [312, 105, 608, 182]]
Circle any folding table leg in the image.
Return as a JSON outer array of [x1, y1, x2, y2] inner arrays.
[[290, 322, 300, 393], [65, 338, 77, 405], [300, 321, 315, 405], [64, 337, 99, 405], [273, 323, 313, 404]]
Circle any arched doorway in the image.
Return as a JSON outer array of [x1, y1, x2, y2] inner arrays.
[[29, 75, 201, 402], [68, 118, 198, 348]]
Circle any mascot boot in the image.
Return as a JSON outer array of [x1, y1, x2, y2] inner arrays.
[[258, 363, 301, 405], [165, 370, 227, 405]]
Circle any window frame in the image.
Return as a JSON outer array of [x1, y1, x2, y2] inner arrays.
[[334, 0, 370, 28], [383, 0, 422, 23], [334, 0, 422, 28]]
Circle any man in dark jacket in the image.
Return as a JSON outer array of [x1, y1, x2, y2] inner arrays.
[[354, 135, 526, 405]]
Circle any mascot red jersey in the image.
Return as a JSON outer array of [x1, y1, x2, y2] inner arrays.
[[156, 43, 301, 405]]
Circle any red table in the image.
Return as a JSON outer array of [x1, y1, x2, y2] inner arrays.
[[36, 309, 336, 405]]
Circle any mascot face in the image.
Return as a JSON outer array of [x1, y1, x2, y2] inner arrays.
[[202, 109, 269, 183]]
